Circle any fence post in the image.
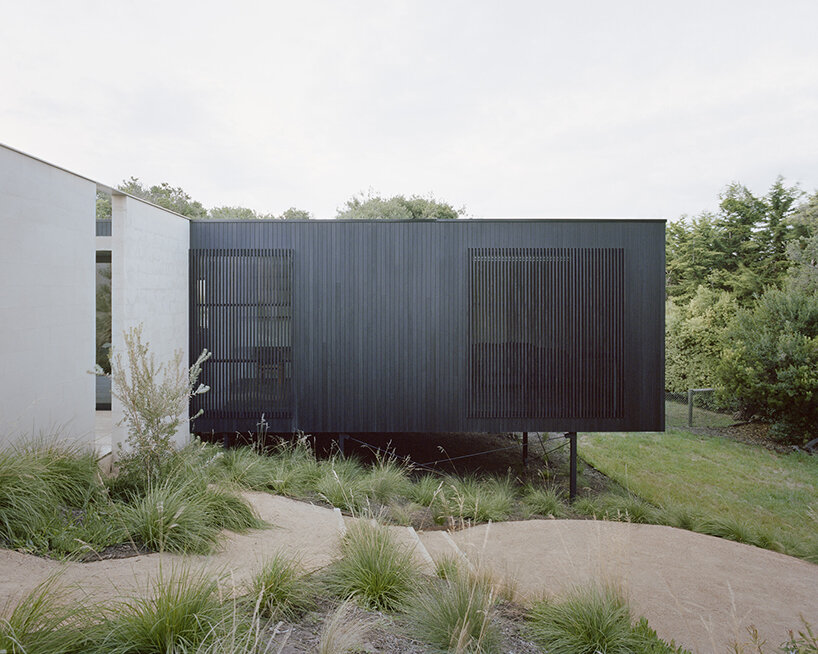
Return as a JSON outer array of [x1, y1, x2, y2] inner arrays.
[[687, 389, 694, 427]]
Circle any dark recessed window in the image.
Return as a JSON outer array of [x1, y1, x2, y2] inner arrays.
[[469, 248, 624, 419], [190, 249, 293, 421]]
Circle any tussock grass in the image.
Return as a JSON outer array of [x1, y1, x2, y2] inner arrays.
[[264, 437, 322, 497], [192, 603, 289, 654], [435, 554, 463, 581], [697, 515, 783, 551], [522, 486, 568, 518], [249, 553, 314, 620], [0, 575, 88, 654], [528, 585, 641, 654], [528, 585, 689, 654], [407, 562, 499, 653], [317, 600, 371, 654], [571, 495, 604, 518], [119, 481, 219, 554], [0, 438, 120, 557], [316, 456, 368, 512], [658, 503, 703, 531], [215, 445, 279, 490], [410, 473, 445, 506], [598, 492, 660, 524], [435, 475, 516, 524], [201, 485, 264, 532], [92, 567, 231, 654], [324, 520, 417, 611], [360, 453, 412, 503]]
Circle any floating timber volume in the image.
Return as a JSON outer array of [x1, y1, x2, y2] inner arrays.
[[189, 219, 664, 434]]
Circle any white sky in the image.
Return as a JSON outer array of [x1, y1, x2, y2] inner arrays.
[[2, 1, 817, 219]]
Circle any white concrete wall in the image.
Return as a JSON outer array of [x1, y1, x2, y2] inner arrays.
[[0, 146, 96, 446], [111, 195, 190, 455]]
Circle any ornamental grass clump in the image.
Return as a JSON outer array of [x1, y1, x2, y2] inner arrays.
[[435, 475, 516, 524], [407, 562, 499, 653], [0, 438, 118, 557], [527, 584, 688, 654], [598, 492, 660, 524], [324, 520, 417, 611], [527, 585, 639, 654], [522, 486, 568, 518], [118, 478, 259, 554], [91, 567, 231, 654], [249, 553, 314, 620], [316, 456, 368, 512], [215, 445, 280, 490], [265, 436, 322, 497], [410, 473, 444, 506], [360, 452, 413, 504], [0, 575, 89, 654]]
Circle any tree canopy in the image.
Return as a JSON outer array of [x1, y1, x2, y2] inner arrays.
[[666, 178, 803, 305], [118, 177, 208, 219], [335, 192, 463, 221], [95, 177, 313, 222], [666, 179, 818, 444]]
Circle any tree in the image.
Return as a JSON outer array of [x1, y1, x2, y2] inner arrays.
[[335, 192, 463, 221], [208, 205, 312, 220], [96, 191, 112, 221], [279, 207, 312, 221], [665, 179, 803, 306], [717, 282, 818, 444], [118, 177, 208, 219], [716, 230, 818, 444], [665, 287, 738, 392], [208, 205, 275, 220]]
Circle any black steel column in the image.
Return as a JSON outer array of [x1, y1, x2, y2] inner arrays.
[[522, 431, 528, 467], [566, 431, 577, 501]]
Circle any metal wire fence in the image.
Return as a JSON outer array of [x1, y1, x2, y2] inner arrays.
[[665, 389, 737, 430]]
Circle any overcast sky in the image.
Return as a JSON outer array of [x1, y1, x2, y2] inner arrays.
[[2, 1, 817, 220]]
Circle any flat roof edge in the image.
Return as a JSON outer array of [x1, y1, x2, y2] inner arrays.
[[1, 142, 191, 221], [191, 218, 667, 224]]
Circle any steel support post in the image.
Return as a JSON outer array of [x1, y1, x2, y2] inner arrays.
[[566, 431, 577, 501]]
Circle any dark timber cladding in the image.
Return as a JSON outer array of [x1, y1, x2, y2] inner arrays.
[[189, 220, 665, 434]]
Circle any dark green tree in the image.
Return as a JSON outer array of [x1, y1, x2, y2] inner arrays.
[[336, 192, 463, 221], [665, 287, 738, 392], [279, 207, 312, 221], [118, 177, 208, 219], [717, 279, 818, 444], [96, 191, 112, 221], [208, 205, 312, 220], [665, 179, 803, 305], [208, 206, 275, 220]]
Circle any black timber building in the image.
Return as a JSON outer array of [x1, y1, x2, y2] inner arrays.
[[189, 219, 664, 436]]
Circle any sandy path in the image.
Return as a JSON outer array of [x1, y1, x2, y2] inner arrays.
[[0, 493, 345, 607], [2, 495, 816, 653], [443, 519, 818, 654]]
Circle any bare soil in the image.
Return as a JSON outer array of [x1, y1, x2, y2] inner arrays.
[[269, 598, 542, 654]]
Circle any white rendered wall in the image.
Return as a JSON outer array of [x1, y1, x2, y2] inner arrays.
[[111, 195, 190, 455], [0, 146, 96, 446]]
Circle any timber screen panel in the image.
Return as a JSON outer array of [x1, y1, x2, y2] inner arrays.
[[190, 248, 293, 423], [468, 247, 624, 419]]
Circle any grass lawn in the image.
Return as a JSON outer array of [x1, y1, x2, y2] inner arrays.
[[579, 429, 818, 560], [664, 399, 736, 429]]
